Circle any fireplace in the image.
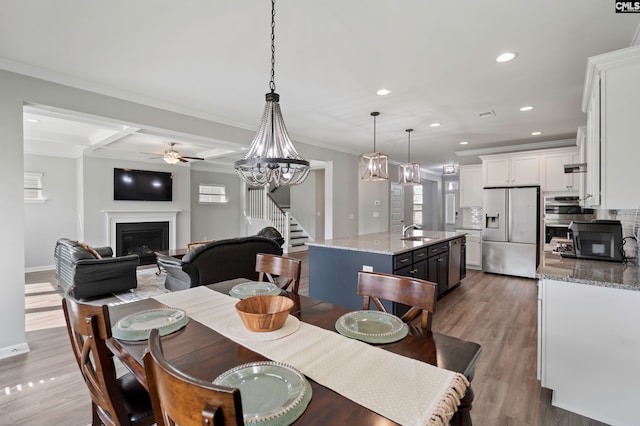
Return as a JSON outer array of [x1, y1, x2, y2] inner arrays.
[[116, 221, 169, 265]]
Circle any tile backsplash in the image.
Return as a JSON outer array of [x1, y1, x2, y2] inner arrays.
[[461, 207, 483, 229]]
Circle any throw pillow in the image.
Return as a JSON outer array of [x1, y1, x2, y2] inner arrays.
[[79, 242, 102, 259]]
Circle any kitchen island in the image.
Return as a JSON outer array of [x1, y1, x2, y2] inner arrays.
[[306, 230, 467, 312], [536, 252, 640, 426]]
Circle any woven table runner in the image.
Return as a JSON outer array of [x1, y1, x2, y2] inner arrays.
[[154, 286, 468, 426]]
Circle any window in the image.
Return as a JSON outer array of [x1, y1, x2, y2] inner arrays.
[[198, 183, 228, 204], [24, 172, 46, 202], [412, 185, 423, 226]]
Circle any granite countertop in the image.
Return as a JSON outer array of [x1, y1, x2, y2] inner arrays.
[[536, 252, 640, 291], [306, 230, 466, 255]]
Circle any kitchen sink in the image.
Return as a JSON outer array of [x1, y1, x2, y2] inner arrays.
[[400, 236, 433, 242]]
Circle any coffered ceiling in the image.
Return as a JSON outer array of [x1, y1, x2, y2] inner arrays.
[[3, 1, 640, 172]]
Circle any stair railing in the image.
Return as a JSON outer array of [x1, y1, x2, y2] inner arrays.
[[266, 193, 290, 249], [246, 187, 290, 250]]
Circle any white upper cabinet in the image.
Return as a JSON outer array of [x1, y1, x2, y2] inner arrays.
[[481, 153, 539, 187], [539, 147, 580, 193], [459, 165, 483, 207], [582, 45, 640, 209]]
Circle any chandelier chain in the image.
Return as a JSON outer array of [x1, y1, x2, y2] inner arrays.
[[406, 128, 413, 162], [270, 0, 276, 92]]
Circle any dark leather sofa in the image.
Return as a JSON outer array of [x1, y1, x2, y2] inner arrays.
[[54, 238, 139, 299], [157, 235, 283, 291]]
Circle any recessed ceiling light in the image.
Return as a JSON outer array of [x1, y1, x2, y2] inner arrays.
[[25, 118, 39, 123], [376, 89, 391, 96], [531, 131, 543, 136], [496, 52, 518, 63], [429, 122, 441, 127], [520, 106, 534, 112], [459, 141, 469, 145]]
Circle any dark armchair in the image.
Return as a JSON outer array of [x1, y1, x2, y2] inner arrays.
[[157, 235, 283, 292], [54, 238, 139, 299]]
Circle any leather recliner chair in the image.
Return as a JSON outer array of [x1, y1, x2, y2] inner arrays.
[[156, 235, 283, 292], [54, 238, 139, 299]]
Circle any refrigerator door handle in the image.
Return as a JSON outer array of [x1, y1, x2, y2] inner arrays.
[[507, 195, 512, 242]]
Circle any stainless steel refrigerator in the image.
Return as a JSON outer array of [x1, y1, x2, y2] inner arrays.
[[482, 186, 541, 278]]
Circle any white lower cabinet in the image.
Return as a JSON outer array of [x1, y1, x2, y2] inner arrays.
[[538, 279, 640, 425]]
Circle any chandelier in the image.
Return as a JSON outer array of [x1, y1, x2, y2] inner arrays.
[[398, 129, 421, 185], [234, 0, 310, 187], [360, 112, 388, 180]]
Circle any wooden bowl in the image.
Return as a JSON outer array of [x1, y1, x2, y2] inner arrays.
[[235, 295, 294, 332]]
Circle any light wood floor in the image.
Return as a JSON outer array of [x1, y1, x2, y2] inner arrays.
[[4, 254, 607, 425]]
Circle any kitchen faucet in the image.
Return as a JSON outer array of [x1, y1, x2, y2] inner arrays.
[[402, 223, 419, 237]]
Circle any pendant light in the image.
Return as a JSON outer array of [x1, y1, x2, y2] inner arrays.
[[398, 129, 421, 185], [360, 112, 389, 180], [234, 0, 310, 187]]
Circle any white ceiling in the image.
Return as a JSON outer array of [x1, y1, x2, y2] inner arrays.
[[3, 1, 640, 172]]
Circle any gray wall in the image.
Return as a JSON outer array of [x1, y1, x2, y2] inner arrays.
[[315, 170, 325, 240], [290, 169, 325, 240], [0, 68, 363, 356], [24, 155, 77, 270], [190, 169, 243, 241], [80, 156, 192, 249]]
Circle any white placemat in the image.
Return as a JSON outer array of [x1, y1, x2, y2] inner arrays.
[[155, 286, 468, 426]]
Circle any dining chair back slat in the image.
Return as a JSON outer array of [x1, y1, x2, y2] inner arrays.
[[357, 271, 437, 330], [255, 253, 302, 294], [62, 294, 154, 426], [144, 328, 244, 426]]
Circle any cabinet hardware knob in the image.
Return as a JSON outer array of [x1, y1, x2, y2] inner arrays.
[[438, 258, 443, 262], [400, 258, 409, 263], [417, 253, 425, 257], [410, 269, 418, 274]]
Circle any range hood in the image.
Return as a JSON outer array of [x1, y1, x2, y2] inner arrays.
[[564, 163, 587, 174]]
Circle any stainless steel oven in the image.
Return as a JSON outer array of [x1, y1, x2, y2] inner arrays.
[[543, 196, 595, 244]]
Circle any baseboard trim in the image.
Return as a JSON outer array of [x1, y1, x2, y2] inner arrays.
[[25, 265, 55, 273], [0, 342, 31, 360]]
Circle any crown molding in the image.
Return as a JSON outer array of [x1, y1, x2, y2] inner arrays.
[[455, 139, 575, 157], [582, 44, 640, 112]]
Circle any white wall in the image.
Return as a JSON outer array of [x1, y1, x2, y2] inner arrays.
[[24, 155, 77, 271]]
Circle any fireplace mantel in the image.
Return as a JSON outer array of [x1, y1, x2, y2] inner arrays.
[[102, 210, 180, 251]]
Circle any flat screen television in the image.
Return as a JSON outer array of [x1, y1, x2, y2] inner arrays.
[[114, 168, 173, 201]]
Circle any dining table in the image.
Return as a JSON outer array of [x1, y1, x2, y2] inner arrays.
[[106, 281, 482, 425]]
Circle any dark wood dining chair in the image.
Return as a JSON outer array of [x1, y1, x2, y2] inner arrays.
[[62, 294, 154, 426], [255, 253, 302, 294], [143, 328, 244, 426], [357, 271, 438, 331]]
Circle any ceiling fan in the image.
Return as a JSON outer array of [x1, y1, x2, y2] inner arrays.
[[153, 142, 204, 164]]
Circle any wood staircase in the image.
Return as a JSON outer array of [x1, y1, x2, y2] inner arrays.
[[286, 211, 310, 250], [245, 187, 311, 252]]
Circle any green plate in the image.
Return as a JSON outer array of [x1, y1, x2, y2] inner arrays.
[[229, 281, 282, 299], [112, 308, 189, 341], [214, 361, 312, 425], [335, 310, 408, 344]]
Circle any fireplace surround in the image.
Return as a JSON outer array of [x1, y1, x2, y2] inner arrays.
[[103, 210, 180, 263], [115, 221, 169, 265]]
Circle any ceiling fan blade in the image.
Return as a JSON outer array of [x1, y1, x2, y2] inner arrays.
[[179, 158, 189, 163], [179, 156, 205, 161]]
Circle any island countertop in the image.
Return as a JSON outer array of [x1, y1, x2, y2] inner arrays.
[[536, 252, 640, 291], [306, 230, 466, 255]]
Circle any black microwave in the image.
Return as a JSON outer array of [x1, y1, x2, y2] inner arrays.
[[563, 220, 624, 262]]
